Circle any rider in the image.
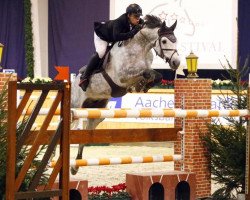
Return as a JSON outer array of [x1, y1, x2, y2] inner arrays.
[[79, 3, 144, 91]]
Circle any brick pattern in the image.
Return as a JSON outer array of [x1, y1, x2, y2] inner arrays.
[[0, 73, 17, 112], [0, 73, 17, 91], [174, 79, 212, 198], [126, 171, 196, 200]]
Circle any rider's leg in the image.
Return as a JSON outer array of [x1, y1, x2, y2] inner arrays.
[[79, 32, 107, 91], [79, 53, 101, 91]]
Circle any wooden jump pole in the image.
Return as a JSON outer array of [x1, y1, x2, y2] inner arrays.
[[50, 155, 182, 168]]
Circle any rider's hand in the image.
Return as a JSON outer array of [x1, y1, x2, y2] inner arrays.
[[128, 25, 142, 38], [134, 24, 142, 31]]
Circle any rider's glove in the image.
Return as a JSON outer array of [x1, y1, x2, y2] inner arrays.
[[134, 24, 142, 32], [128, 25, 142, 38]]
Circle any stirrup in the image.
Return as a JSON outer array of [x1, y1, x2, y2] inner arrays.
[[79, 79, 86, 86]]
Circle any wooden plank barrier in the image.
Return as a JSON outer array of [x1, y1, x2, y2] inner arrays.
[[6, 81, 181, 199], [6, 82, 70, 200], [26, 128, 181, 145]]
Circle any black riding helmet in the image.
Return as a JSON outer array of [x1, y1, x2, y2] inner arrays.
[[126, 4, 142, 17]]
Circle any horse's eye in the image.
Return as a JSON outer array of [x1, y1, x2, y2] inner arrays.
[[162, 40, 167, 44]]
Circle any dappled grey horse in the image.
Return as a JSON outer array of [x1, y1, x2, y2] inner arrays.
[[70, 15, 180, 175]]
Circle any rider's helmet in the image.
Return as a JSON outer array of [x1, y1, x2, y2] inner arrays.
[[126, 4, 142, 17]]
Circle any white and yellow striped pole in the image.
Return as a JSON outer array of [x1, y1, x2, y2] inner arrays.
[[49, 154, 182, 168], [71, 108, 249, 119], [21, 108, 250, 119]]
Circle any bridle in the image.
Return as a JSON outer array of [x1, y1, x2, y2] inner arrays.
[[155, 29, 178, 63], [139, 27, 178, 64]]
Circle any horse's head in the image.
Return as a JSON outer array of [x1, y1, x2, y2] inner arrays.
[[154, 21, 180, 70], [142, 15, 180, 70]]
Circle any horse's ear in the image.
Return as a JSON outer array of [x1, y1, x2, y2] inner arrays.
[[162, 21, 166, 28], [170, 20, 177, 31], [160, 21, 167, 32]]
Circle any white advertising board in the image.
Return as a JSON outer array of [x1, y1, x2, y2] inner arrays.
[[106, 92, 240, 125], [110, 0, 238, 70]]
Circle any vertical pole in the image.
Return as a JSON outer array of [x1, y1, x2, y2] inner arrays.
[[246, 75, 250, 199], [60, 83, 70, 200], [180, 96, 185, 171], [6, 81, 17, 200]]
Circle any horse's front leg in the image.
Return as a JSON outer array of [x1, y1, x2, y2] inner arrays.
[[134, 69, 162, 93], [70, 118, 105, 175]]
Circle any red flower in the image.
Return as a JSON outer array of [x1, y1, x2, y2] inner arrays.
[[88, 183, 127, 194], [161, 79, 167, 85]]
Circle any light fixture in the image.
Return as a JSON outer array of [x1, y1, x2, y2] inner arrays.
[[186, 51, 199, 78], [0, 43, 4, 70]]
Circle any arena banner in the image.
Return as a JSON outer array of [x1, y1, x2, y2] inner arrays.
[[105, 92, 239, 124], [110, 0, 238, 70]]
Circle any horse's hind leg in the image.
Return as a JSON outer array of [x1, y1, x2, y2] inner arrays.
[[70, 98, 108, 175]]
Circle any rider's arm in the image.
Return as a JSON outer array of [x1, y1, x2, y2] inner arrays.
[[113, 22, 143, 41], [112, 23, 137, 41]]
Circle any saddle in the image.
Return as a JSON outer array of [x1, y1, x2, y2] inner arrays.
[[79, 43, 128, 98]]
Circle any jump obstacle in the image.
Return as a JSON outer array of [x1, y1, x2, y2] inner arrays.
[[22, 107, 249, 118], [5, 78, 250, 200], [50, 155, 182, 168], [71, 108, 249, 118]]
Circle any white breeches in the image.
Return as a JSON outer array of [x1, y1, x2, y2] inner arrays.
[[94, 32, 108, 58]]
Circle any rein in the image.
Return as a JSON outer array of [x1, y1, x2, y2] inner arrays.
[[139, 30, 157, 48]]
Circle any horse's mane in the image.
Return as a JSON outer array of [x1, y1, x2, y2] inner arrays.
[[144, 15, 162, 29]]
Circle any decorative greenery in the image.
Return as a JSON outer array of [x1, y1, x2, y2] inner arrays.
[[0, 80, 10, 199], [22, 76, 53, 84], [211, 79, 248, 90], [202, 58, 249, 199], [88, 183, 131, 200], [153, 78, 249, 90], [0, 79, 49, 199], [24, 0, 34, 78]]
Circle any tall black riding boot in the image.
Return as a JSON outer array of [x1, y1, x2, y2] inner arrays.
[[79, 53, 101, 91]]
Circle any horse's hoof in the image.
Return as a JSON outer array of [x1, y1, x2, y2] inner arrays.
[[70, 166, 79, 175]]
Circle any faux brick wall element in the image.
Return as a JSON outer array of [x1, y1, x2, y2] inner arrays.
[[0, 73, 17, 91], [126, 171, 196, 200], [0, 73, 17, 112], [174, 79, 212, 198]]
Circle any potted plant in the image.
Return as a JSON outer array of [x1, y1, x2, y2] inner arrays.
[[202, 58, 249, 199]]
